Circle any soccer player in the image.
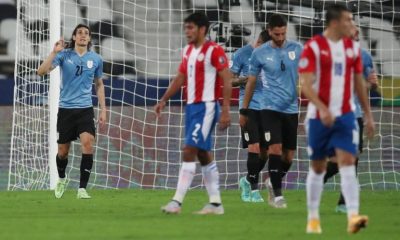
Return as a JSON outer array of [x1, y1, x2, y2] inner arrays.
[[241, 14, 303, 208], [323, 23, 379, 214], [231, 30, 270, 203], [37, 24, 106, 199], [154, 12, 232, 215], [298, 5, 375, 234]]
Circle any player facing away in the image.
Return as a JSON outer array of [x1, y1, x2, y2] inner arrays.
[[37, 24, 106, 199], [241, 14, 303, 208], [154, 12, 232, 214], [299, 5, 375, 234], [323, 23, 379, 214], [231, 31, 270, 203]]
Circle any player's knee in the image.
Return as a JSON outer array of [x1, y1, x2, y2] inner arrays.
[[197, 150, 212, 165], [283, 150, 295, 163], [248, 143, 260, 154], [57, 146, 69, 159], [183, 146, 198, 162], [311, 160, 327, 174], [81, 139, 93, 154], [268, 144, 282, 155]]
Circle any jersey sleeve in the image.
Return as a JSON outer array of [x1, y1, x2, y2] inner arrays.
[[362, 50, 374, 78], [52, 51, 64, 68], [95, 56, 103, 79], [298, 42, 316, 73], [230, 51, 242, 75], [248, 51, 262, 77], [211, 45, 229, 71], [178, 48, 187, 75]]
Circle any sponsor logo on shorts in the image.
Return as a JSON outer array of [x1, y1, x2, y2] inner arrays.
[[244, 132, 249, 142], [264, 132, 271, 142]]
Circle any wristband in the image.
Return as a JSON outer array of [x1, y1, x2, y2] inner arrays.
[[239, 108, 249, 116]]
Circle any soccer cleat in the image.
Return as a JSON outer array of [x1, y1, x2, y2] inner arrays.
[[54, 176, 67, 199], [77, 188, 91, 199], [194, 203, 224, 215], [161, 200, 181, 214], [239, 177, 251, 202], [306, 218, 322, 234], [270, 196, 287, 209], [335, 204, 347, 214], [250, 190, 264, 203], [347, 215, 368, 234], [265, 178, 275, 206]]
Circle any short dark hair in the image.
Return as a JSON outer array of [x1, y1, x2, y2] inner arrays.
[[325, 4, 351, 26], [258, 30, 270, 43], [184, 12, 210, 33], [268, 14, 287, 29], [68, 24, 92, 50]]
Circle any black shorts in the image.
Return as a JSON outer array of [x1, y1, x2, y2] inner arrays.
[[57, 107, 96, 144], [261, 109, 298, 150], [357, 117, 364, 153], [241, 109, 267, 149]]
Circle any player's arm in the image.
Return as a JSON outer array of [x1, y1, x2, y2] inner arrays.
[[354, 73, 375, 139], [95, 77, 107, 127], [218, 68, 232, 130], [230, 51, 247, 87], [154, 72, 185, 118], [37, 39, 65, 76]]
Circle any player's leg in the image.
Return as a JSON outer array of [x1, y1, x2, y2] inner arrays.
[[54, 108, 76, 199], [335, 117, 364, 213], [76, 108, 96, 199], [333, 113, 367, 233], [261, 110, 285, 208], [280, 113, 298, 179], [195, 150, 224, 214], [305, 118, 330, 234], [77, 132, 95, 199]]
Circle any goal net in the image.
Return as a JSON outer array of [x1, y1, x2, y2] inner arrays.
[[9, 0, 400, 190]]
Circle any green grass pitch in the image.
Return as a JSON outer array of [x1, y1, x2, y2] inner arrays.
[[0, 189, 398, 240]]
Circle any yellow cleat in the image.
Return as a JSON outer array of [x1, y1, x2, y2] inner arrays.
[[347, 215, 368, 234], [306, 219, 322, 234]]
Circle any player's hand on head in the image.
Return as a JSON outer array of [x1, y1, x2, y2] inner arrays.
[[154, 101, 166, 118], [53, 39, 65, 54], [219, 110, 231, 130], [320, 108, 335, 127]]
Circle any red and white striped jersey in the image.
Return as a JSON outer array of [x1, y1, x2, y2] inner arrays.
[[179, 41, 229, 104], [298, 35, 363, 119]]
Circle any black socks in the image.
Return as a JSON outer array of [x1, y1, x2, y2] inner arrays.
[[79, 154, 93, 188], [56, 155, 68, 178], [268, 154, 282, 197]]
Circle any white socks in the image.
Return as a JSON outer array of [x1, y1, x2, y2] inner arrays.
[[306, 168, 326, 220], [339, 165, 359, 219], [172, 162, 196, 203], [202, 161, 222, 204]]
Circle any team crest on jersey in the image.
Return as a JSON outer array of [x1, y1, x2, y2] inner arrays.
[[264, 132, 271, 142], [346, 48, 354, 58], [87, 60, 93, 69], [288, 51, 296, 60], [219, 56, 226, 64], [229, 60, 233, 68], [197, 53, 205, 62]]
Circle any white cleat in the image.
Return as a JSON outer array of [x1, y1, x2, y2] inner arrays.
[[270, 196, 287, 209], [77, 188, 91, 199], [194, 203, 224, 215], [161, 200, 181, 214], [54, 176, 67, 199], [265, 178, 275, 206]]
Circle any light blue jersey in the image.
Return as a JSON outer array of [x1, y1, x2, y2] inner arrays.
[[52, 49, 103, 108], [354, 48, 374, 118], [230, 44, 263, 110], [249, 40, 303, 113]]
